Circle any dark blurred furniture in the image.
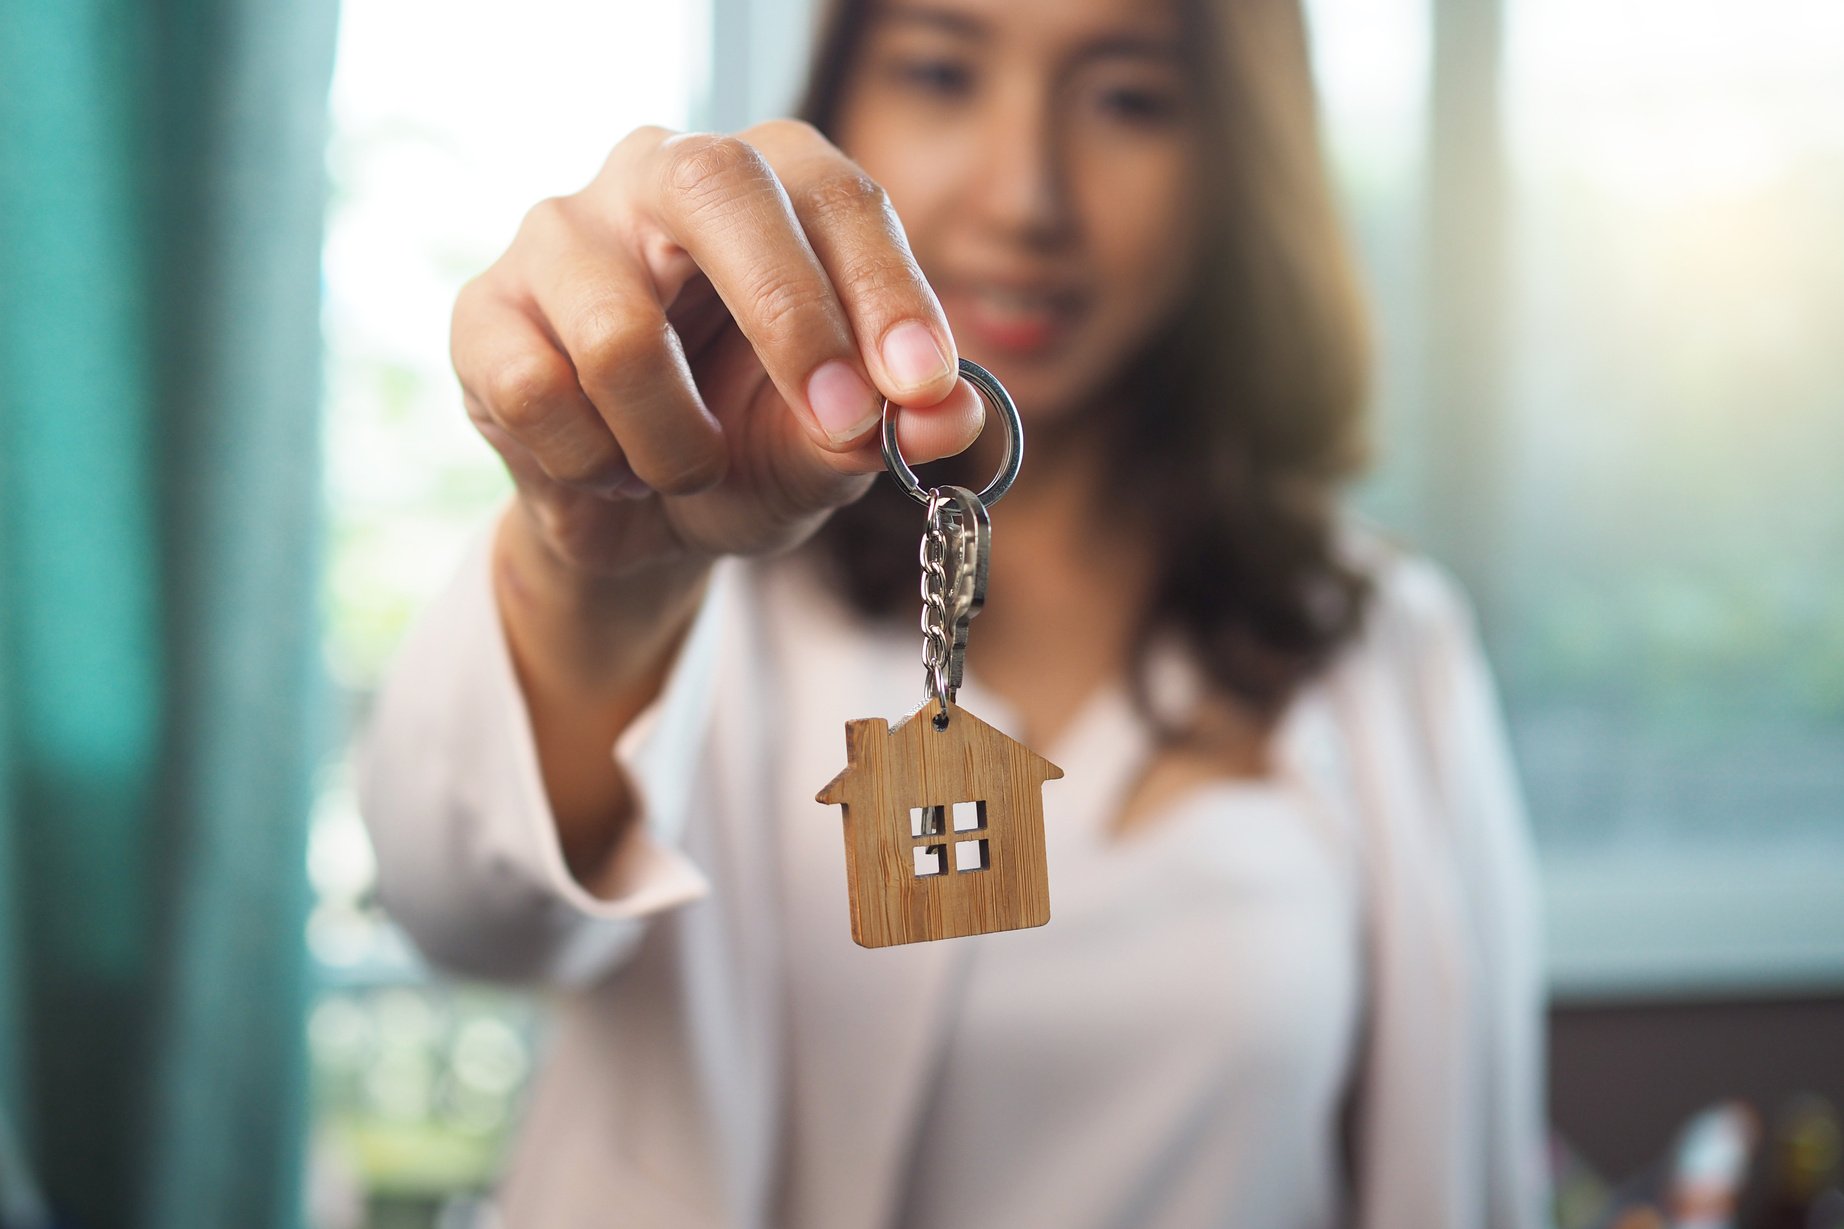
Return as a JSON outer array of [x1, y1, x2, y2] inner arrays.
[[1551, 995, 1844, 1176]]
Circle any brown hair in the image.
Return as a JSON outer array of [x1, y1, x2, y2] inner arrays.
[[798, 0, 1377, 733]]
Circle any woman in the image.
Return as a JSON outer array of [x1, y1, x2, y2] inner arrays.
[[359, 0, 1548, 1224]]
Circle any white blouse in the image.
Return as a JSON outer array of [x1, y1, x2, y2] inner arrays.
[[357, 504, 1550, 1229], [873, 695, 1363, 1229]]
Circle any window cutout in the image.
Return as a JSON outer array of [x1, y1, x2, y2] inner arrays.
[[910, 804, 944, 837], [914, 844, 947, 876], [951, 800, 987, 833], [954, 838, 989, 873]]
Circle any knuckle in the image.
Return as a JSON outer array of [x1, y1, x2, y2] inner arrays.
[[453, 270, 489, 319], [571, 305, 668, 388], [661, 133, 770, 207], [801, 168, 891, 224], [746, 273, 833, 342], [515, 194, 573, 245], [449, 276, 489, 366], [596, 124, 675, 182], [620, 122, 676, 150], [746, 116, 827, 152], [487, 350, 574, 433], [836, 246, 927, 310]]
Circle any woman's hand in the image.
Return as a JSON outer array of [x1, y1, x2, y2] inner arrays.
[[450, 120, 982, 881], [451, 119, 983, 578]]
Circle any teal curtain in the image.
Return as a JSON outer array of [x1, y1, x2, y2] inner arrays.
[[0, 0, 338, 1224]]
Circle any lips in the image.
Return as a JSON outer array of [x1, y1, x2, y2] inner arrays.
[[938, 278, 1087, 358]]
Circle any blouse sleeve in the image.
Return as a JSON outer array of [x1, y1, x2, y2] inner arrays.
[[1401, 558, 1552, 1228], [355, 507, 727, 987]]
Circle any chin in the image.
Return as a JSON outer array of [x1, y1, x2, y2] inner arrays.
[[988, 370, 1073, 425], [979, 358, 1115, 436]]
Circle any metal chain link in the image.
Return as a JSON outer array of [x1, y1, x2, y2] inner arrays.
[[883, 361, 1016, 734], [918, 489, 953, 726]]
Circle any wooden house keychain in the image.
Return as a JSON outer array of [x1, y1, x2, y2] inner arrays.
[[817, 358, 1064, 948]]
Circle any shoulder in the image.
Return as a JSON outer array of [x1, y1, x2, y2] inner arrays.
[[1315, 511, 1512, 786], [1330, 511, 1486, 686], [1320, 512, 1533, 860]]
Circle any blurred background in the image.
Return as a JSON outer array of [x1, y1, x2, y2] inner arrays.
[[2, 0, 1841, 1225]]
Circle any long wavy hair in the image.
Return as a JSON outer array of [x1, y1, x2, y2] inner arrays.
[[797, 0, 1377, 733]]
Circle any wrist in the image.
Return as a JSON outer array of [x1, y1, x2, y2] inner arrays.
[[493, 499, 711, 696]]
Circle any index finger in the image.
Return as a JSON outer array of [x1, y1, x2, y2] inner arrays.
[[637, 130, 943, 452], [741, 120, 960, 410]]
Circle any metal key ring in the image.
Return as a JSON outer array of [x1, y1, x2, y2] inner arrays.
[[880, 357, 1023, 509]]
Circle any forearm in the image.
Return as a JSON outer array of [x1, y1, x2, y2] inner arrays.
[[490, 500, 711, 889]]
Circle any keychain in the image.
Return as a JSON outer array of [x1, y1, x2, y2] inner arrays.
[[816, 359, 1065, 948]]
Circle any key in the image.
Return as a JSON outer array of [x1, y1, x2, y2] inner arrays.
[[933, 486, 989, 696]]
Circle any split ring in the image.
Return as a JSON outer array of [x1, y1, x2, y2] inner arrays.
[[880, 357, 1023, 509]]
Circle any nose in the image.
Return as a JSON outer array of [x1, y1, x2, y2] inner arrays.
[[967, 71, 1077, 250]]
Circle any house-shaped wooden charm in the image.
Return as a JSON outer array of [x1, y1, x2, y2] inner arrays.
[[815, 700, 1064, 948]]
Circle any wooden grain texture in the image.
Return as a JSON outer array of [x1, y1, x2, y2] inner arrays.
[[816, 700, 1064, 948]]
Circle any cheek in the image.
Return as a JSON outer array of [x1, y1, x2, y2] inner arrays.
[[831, 107, 958, 273], [1083, 149, 1201, 323], [979, 146, 1203, 423]]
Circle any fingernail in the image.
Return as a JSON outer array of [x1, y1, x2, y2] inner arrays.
[[589, 458, 653, 500], [881, 320, 952, 393], [609, 469, 653, 500], [806, 359, 881, 445]]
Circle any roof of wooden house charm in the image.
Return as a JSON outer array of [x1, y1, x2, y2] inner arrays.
[[816, 700, 1065, 948]]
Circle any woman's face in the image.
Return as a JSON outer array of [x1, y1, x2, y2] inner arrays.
[[833, 0, 1205, 433]]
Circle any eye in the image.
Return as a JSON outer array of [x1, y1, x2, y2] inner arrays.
[[1100, 87, 1181, 125], [892, 57, 973, 96]]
